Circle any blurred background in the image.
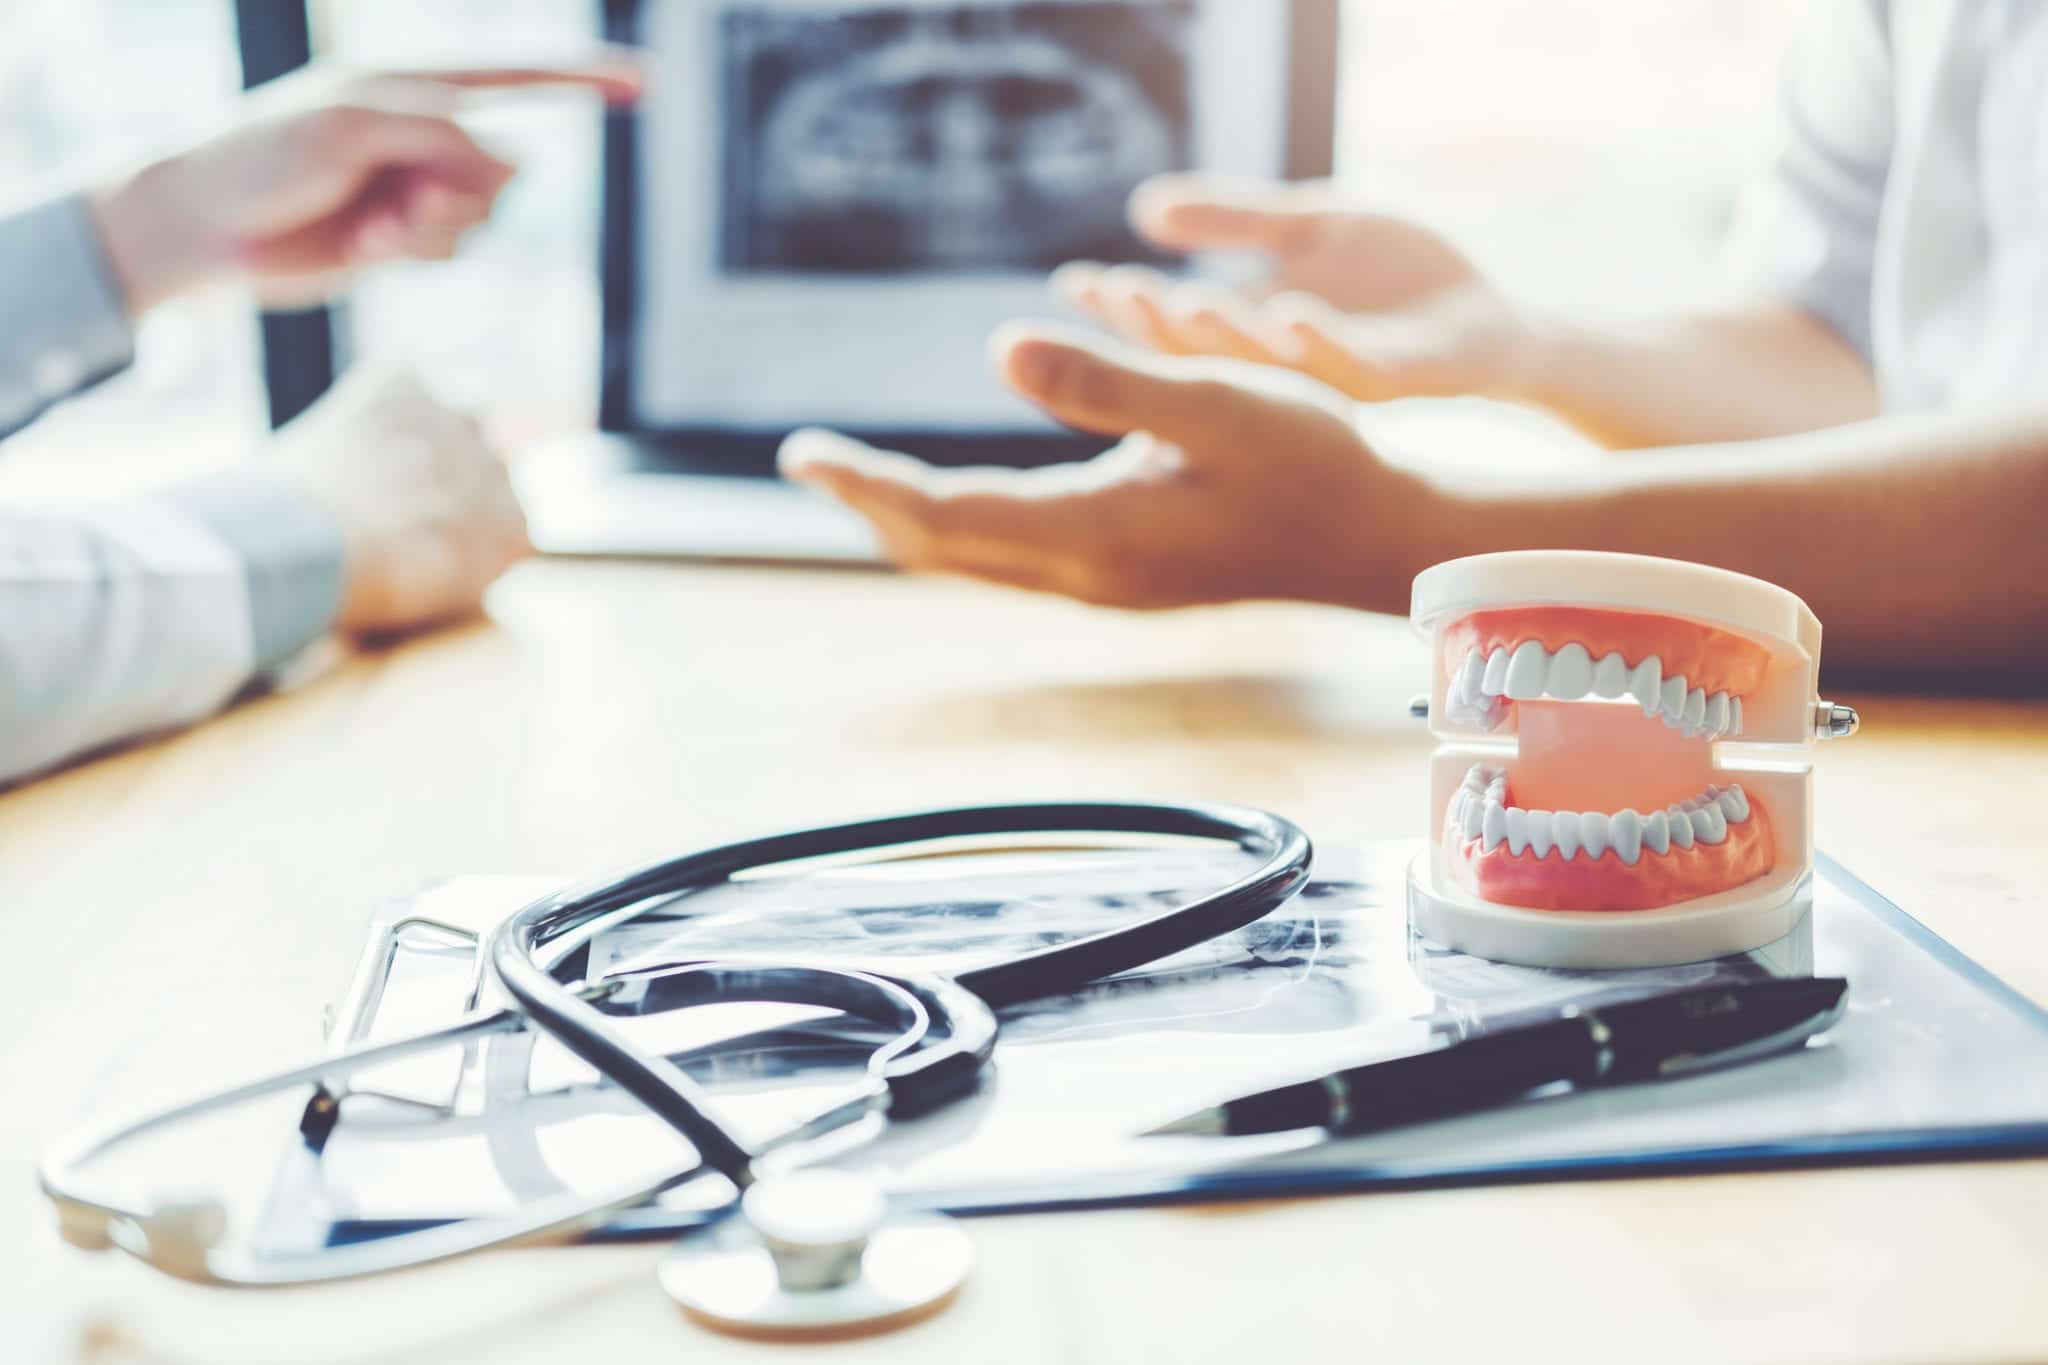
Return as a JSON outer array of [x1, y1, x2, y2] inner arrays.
[[0, 0, 1801, 487]]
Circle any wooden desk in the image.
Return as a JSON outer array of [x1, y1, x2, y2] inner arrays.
[[4, 560, 2045, 1364]]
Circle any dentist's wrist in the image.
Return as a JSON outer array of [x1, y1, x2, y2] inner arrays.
[[88, 158, 228, 317]]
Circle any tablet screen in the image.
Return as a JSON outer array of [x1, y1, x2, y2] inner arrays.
[[626, 0, 1305, 434]]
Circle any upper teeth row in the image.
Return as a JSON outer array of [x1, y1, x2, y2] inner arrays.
[[1447, 643, 1743, 739], [1444, 766, 1754, 865]]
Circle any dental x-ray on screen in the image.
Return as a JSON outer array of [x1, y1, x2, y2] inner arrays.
[[720, 4, 1192, 275], [622, 0, 1314, 437]]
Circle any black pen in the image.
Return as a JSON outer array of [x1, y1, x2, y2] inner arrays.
[[1145, 977, 1849, 1138]]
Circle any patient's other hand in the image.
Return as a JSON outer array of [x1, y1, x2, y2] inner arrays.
[[781, 325, 1436, 614], [1054, 175, 1526, 405], [278, 368, 531, 635]]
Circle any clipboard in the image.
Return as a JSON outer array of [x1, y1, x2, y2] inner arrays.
[[266, 842, 2048, 1247]]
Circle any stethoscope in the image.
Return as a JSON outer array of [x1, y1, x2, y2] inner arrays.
[[41, 801, 1310, 1337]]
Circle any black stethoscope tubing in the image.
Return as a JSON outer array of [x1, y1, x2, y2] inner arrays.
[[489, 800, 1313, 1188]]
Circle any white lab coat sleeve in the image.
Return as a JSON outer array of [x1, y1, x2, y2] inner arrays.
[[1719, 0, 1895, 362], [0, 190, 348, 785], [0, 195, 135, 439], [0, 474, 345, 786]]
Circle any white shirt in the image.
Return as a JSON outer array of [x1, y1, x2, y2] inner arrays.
[[1729, 0, 2048, 410], [0, 196, 343, 786]]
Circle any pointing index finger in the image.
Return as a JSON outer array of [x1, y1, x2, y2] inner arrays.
[[387, 51, 645, 103]]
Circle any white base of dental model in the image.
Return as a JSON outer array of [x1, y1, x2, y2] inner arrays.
[[1403, 551, 1855, 970], [1405, 854, 1813, 970]]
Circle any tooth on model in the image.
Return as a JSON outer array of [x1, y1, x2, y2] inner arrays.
[[1456, 650, 1485, 705], [1591, 651, 1629, 699], [1630, 657, 1662, 715], [1642, 808, 1670, 855], [1505, 806, 1530, 855], [1609, 809, 1643, 865], [1715, 784, 1750, 821], [1481, 801, 1508, 851], [1504, 640, 1548, 699], [1481, 647, 1510, 695], [1444, 697, 1500, 733], [1444, 650, 1517, 732], [1545, 643, 1593, 700], [1658, 674, 1687, 723]]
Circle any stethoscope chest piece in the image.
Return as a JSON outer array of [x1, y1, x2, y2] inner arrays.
[[658, 1170, 971, 1339]]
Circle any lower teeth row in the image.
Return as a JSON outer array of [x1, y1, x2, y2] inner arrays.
[[1445, 768, 1752, 865]]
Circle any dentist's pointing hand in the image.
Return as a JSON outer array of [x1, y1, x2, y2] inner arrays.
[[90, 57, 643, 312], [781, 325, 1439, 613]]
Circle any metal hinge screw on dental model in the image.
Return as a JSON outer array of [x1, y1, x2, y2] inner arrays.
[[1814, 701, 1860, 739]]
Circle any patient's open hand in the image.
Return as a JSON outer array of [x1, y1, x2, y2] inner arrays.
[[1054, 175, 1528, 405], [781, 325, 1437, 613]]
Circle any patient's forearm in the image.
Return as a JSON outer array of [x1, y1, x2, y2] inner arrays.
[[1421, 405, 2048, 676], [1501, 304, 1880, 450]]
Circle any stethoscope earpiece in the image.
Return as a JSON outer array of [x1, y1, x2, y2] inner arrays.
[[658, 1170, 971, 1339]]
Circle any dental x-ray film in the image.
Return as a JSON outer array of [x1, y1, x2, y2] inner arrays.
[[720, 3, 1194, 274]]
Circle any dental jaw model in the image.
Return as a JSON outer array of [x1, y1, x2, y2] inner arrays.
[[1407, 552, 1858, 968]]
